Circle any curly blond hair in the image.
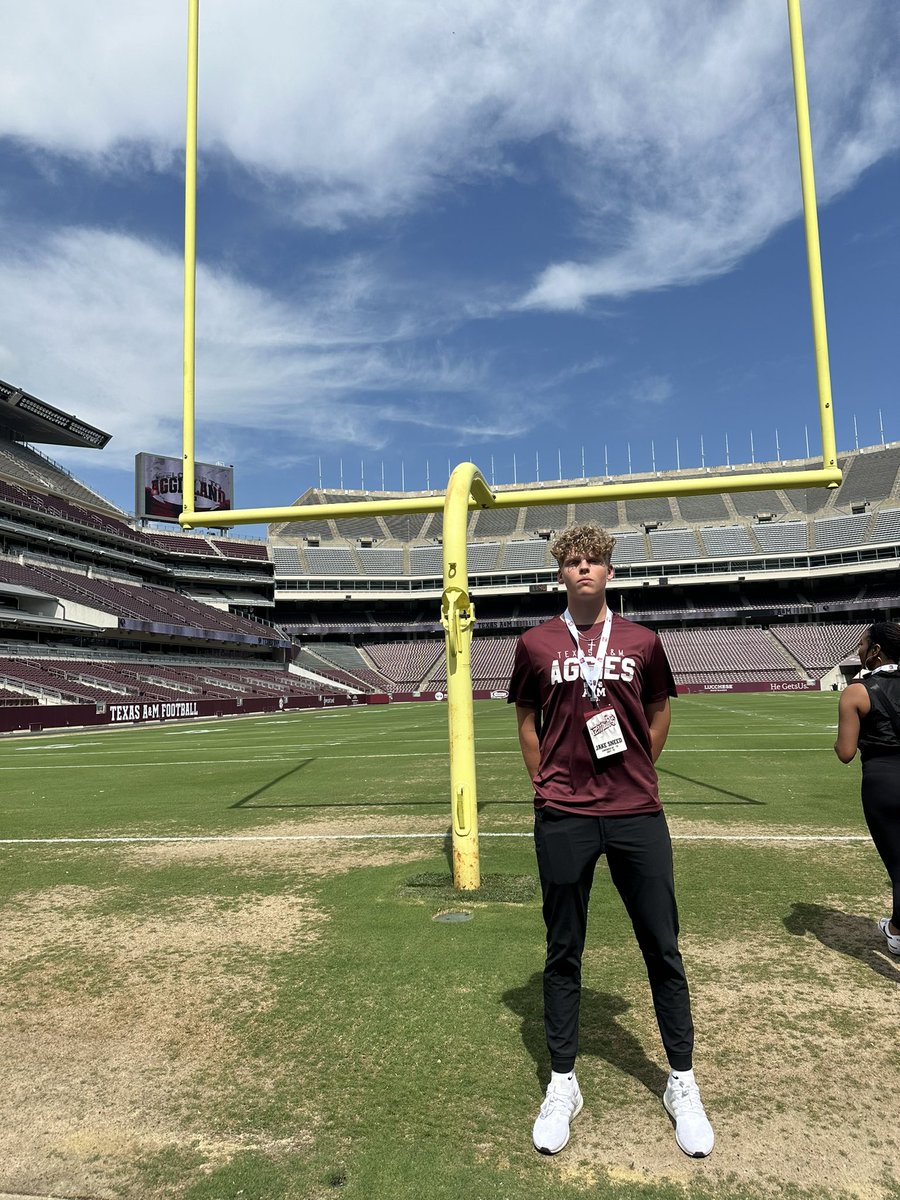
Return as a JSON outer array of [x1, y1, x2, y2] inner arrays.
[[549, 523, 616, 568]]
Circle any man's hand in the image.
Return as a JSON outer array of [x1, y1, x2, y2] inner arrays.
[[516, 705, 540, 780], [644, 697, 671, 763]]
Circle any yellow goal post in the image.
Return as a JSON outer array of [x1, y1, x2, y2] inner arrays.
[[179, 0, 841, 890]]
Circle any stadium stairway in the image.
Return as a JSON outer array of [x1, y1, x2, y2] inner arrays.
[[418, 655, 445, 692], [771, 637, 808, 679]]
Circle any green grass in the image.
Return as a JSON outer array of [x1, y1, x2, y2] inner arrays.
[[0, 694, 897, 1200]]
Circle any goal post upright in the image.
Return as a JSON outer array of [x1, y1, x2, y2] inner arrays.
[[441, 464, 494, 890], [787, 0, 838, 476], [178, 0, 842, 891], [182, 0, 199, 522]]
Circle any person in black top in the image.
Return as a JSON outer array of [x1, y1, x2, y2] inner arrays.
[[835, 621, 900, 956]]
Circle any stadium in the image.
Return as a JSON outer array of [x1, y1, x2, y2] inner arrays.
[[4, 2, 900, 1198], [2, 379, 900, 1195], [0, 377, 897, 727]]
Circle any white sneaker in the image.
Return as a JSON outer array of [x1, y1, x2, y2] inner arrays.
[[532, 1076, 583, 1154], [663, 1071, 714, 1158], [878, 917, 900, 956]]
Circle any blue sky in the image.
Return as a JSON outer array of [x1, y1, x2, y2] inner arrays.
[[0, 0, 898, 526]]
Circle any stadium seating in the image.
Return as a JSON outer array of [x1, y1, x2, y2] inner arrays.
[[472, 507, 520, 537], [0, 439, 121, 512], [770, 624, 866, 674], [813, 513, 872, 550], [144, 533, 217, 556], [872, 509, 900, 543], [304, 547, 359, 575], [730, 488, 787, 516], [381, 513, 429, 541], [0, 558, 277, 639], [753, 522, 809, 553], [502, 541, 551, 570], [2, 427, 900, 723], [366, 641, 443, 686], [410, 546, 445, 575], [572, 501, 620, 527], [212, 539, 270, 560], [294, 645, 389, 693], [658, 627, 796, 675], [624, 497, 674, 525], [673, 670, 801, 683], [610, 533, 649, 563], [429, 635, 517, 686], [834, 446, 900, 506], [467, 543, 501, 572], [522, 505, 569, 534], [649, 529, 702, 560], [0, 657, 110, 702], [357, 547, 404, 575], [676, 493, 731, 521], [271, 545, 302, 574], [699, 526, 757, 556], [0, 656, 326, 704]]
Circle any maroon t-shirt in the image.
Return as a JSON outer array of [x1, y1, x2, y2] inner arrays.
[[507, 612, 676, 816]]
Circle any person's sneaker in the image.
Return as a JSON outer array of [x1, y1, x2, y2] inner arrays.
[[532, 1076, 583, 1154], [877, 917, 900, 956], [663, 1071, 714, 1158]]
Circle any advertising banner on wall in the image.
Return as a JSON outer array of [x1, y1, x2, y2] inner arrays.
[[135, 452, 234, 522], [677, 680, 820, 695]]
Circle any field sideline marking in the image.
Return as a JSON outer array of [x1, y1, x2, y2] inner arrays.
[[0, 748, 840, 771], [5, 731, 831, 756], [0, 833, 871, 845]]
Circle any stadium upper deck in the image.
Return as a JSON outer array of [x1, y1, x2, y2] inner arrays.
[[269, 443, 900, 594]]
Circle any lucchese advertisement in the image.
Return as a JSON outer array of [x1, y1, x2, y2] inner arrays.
[[135, 452, 233, 521]]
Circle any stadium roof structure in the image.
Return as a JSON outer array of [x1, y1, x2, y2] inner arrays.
[[0, 378, 111, 450]]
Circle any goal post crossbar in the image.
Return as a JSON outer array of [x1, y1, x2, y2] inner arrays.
[[178, 465, 842, 529]]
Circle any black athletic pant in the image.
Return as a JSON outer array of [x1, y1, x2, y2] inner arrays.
[[861, 756, 900, 928], [533, 806, 694, 1074]]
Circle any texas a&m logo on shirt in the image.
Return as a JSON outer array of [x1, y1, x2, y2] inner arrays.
[[550, 650, 636, 698]]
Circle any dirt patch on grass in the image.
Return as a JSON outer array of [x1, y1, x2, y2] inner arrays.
[[542, 918, 900, 1199], [120, 819, 443, 875], [0, 884, 323, 1199], [3, 885, 325, 960]]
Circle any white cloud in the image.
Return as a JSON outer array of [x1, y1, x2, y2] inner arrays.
[[628, 376, 673, 408], [0, 227, 540, 470], [516, 3, 900, 308], [2, 2, 898, 239], [0, 0, 897, 356]]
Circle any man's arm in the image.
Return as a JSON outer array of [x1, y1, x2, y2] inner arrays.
[[644, 697, 671, 763], [834, 683, 867, 763], [516, 704, 540, 781]]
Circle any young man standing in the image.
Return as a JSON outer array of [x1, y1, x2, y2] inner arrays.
[[508, 524, 713, 1158]]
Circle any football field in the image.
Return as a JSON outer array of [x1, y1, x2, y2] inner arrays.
[[1, 693, 897, 1200]]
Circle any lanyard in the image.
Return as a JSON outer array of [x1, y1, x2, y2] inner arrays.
[[561, 608, 613, 704], [868, 664, 899, 676]]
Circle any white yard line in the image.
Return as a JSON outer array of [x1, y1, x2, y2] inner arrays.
[[0, 747, 837, 771], [0, 833, 871, 845]]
